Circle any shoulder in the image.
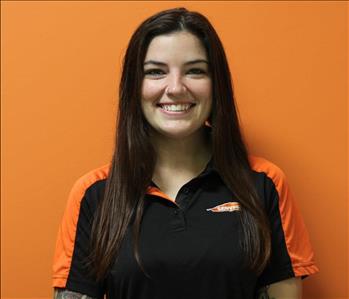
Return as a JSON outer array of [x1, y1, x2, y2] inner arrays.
[[53, 164, 111, 293], [247, 154, 294, 210], [71, 163, 110, 194], [65, 163, 111, 211], [248, 154, 288, 189]]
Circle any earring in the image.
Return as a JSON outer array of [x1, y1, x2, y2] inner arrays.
[[204, 120, 212, 127]]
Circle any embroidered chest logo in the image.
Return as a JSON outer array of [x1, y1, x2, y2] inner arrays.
[[206, 202, 241, 212]]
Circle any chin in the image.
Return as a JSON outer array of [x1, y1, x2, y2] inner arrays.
[[160, 131, 189, 139], [158, 127, 202, 139]]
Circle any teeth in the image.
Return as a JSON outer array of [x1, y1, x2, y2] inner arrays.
[[160, 104, 192, 112]]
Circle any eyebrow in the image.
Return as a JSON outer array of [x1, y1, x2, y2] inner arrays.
[[143, 59, 209, 66]]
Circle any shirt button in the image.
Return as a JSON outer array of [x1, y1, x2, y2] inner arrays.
[[174, 210, 178, 215]]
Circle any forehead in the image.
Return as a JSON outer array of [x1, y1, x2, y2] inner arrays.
[[144, 31, 207, 62]]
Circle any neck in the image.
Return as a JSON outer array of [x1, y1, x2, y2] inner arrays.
[[150, 127, 212, 172]]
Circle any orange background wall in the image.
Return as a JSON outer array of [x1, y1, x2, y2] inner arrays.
[[1, 1, 347, 299]]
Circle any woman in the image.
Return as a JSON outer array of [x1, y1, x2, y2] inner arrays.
[[52, 7, 319, 299]]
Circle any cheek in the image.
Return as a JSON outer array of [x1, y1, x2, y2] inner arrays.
[[191, 78, 211, 97], [196, 81, 212, 109], [141, 80, 163, 102]]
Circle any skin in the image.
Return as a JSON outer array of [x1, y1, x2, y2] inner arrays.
[[52, 32, 302, 299], [53, 288, 96, 299], [53, 278, 301, 298], [140, 31, 303, 298], [141, 31, 213, 198], [266, 277, 302, 298]]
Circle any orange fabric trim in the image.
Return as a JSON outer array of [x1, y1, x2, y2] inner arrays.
[[52, 163, 110, 287], [146, 186, 179, 207], [293, 263, 319, 277], [52, 277, 68, 288], [53, 156, 319, 289], [248, 155, 319, 277]]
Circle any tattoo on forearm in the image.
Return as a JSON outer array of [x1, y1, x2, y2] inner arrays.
[[55, 289, 96, 299]]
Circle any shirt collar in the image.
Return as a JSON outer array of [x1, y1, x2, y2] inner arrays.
[[149, 156, 216, 188]]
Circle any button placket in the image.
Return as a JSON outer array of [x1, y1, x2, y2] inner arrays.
[[182, 187, 190, 195], [175, 192, 190, 210], [171, 207, 186, 231], [177, 184, 194, 205]]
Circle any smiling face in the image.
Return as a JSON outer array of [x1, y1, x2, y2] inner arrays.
[[141, 31, 212, 139]]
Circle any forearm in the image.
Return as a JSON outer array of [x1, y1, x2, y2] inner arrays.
[[53, 288, 97, 299], [256, 277, 302, 299]]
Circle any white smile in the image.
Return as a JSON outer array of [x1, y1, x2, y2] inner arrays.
[[157, 103, 196, 112]]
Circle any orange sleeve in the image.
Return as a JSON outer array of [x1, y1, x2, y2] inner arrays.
[[249, 155, 319, 286], [52, 164, 109, 290], [52, 176, 86, 287]]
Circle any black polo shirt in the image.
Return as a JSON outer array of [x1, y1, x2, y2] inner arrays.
[[52, 155, 319, 299]]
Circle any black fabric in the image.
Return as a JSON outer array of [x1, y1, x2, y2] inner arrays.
[[65, 160, 298, 299], [66, 180, 106, 299], [254, 173, 295, 288]]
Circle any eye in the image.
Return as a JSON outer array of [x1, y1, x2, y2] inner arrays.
[[144, 69, 165, 76], [143, 68, 207, 77], [188, 68, 206, 75]]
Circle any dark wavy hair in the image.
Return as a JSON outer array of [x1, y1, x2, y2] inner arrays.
[[86, 7, 271, 282]]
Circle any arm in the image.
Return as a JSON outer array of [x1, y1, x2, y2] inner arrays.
[[256, 277, 302, 299], [52, 174, 107, 299], [53, 288, 97, 299]]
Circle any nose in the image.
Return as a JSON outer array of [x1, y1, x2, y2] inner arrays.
[[165, 72, 187, 96]]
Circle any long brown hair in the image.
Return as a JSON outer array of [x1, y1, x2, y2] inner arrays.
[[86, 7, 271, 282]]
